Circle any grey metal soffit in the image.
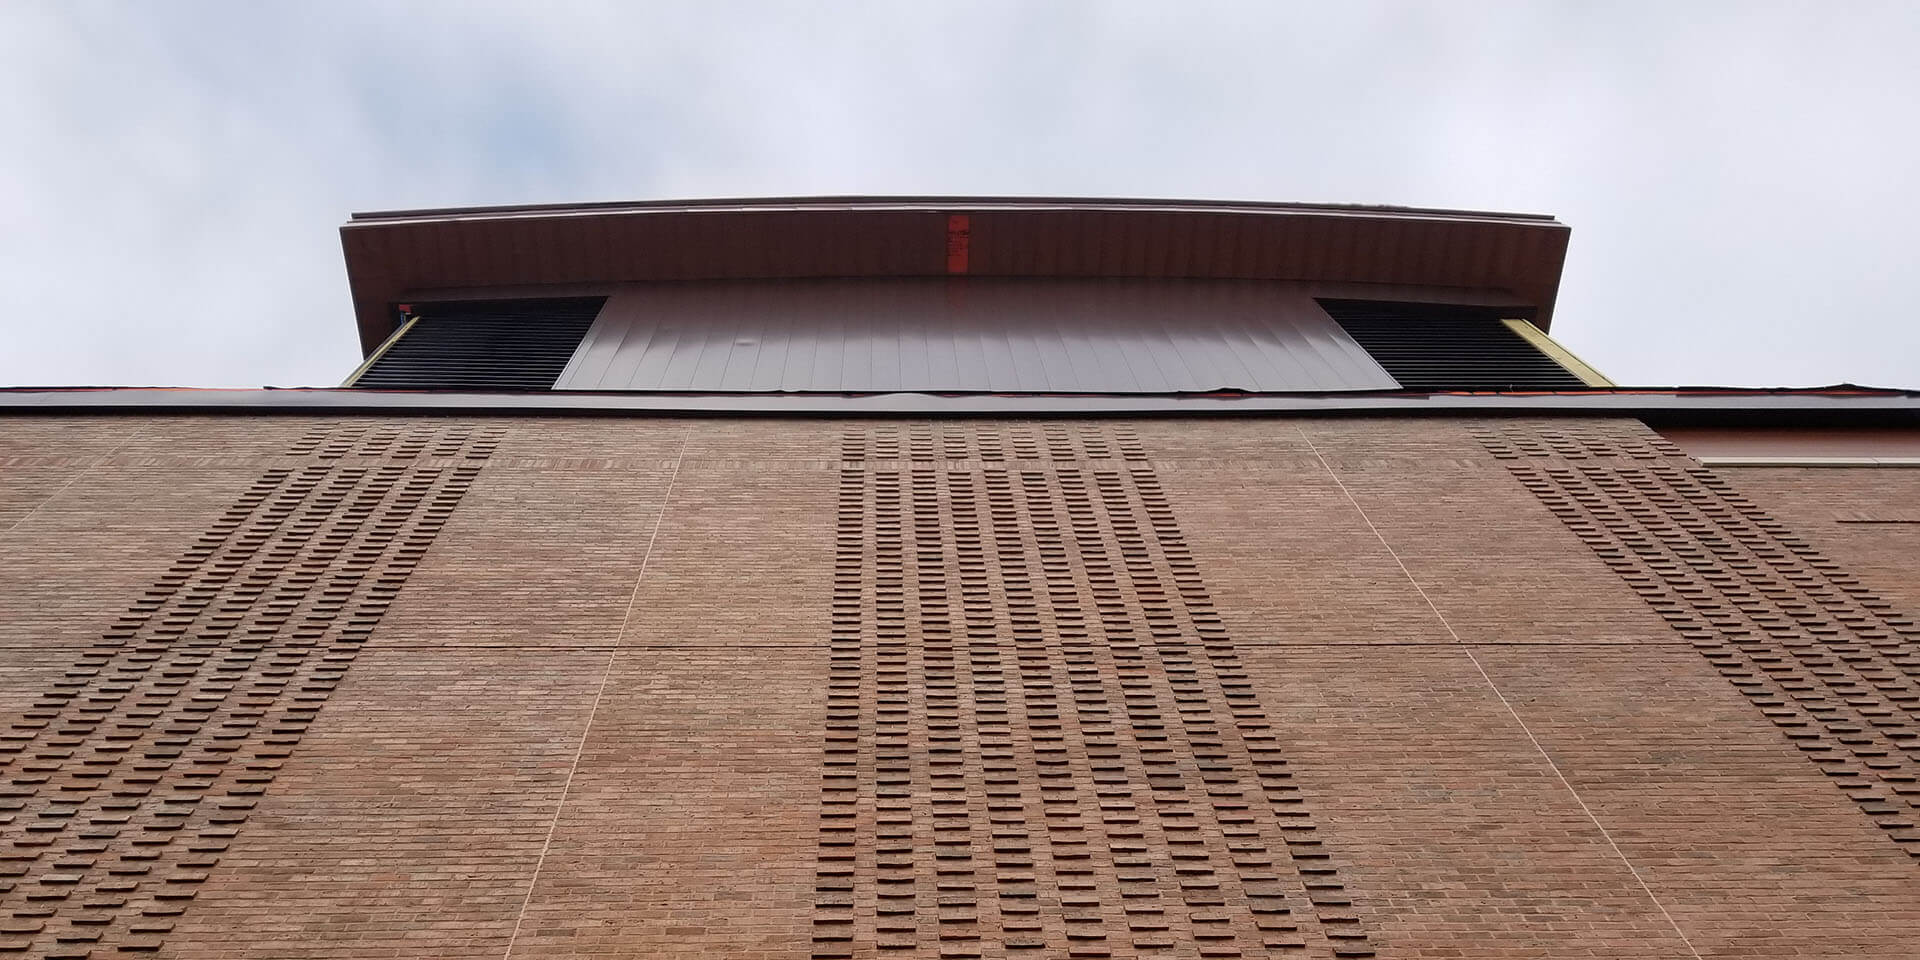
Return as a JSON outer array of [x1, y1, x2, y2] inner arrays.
[[554, 279, 1399, 394]]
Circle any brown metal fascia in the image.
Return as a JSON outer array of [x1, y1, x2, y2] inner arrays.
[[1524, 225, 1570, 331], [347, 195, 1562, 226]]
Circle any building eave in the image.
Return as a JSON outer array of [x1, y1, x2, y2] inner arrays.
[[340, 196, 1571, 355]]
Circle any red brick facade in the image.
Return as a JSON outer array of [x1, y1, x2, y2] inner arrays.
[[1, 413, 1915, 958]]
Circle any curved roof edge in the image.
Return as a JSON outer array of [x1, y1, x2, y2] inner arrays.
[[340, 195, 1571, 354], [349, 195, 1561, 225]]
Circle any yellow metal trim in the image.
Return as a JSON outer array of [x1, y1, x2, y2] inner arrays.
[[1501, 318, 1615, 387], [342, 315, 421, 387]]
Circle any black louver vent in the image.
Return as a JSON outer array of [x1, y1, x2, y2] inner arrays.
[[351, 298, 604, 391], [1321, 299, 1589, 391]]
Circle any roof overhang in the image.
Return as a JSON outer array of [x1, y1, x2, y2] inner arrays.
[[341, 196, 1572, 355]]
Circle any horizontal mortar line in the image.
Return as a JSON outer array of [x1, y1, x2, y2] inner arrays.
[[365, 642, 802, 650], [386, 639, 1703, 651], [615, 639, 1699, 648], [241, 643, 628, 651], [1244, 639, 1699, 647], [339, 644, 627, 651], [0, 640, 1711, 655], [0, 642, 617, 651], [670, 458, 1353, 467]]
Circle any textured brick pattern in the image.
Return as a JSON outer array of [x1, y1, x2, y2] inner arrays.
[[1721, 467, 1920, 616], [0, 422, 499, 957], [4, 413, 1919, 960], [1479, 423, 1920, 857], [815, 425, 1370, 959]]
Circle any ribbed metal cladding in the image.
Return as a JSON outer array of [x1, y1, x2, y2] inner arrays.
[[351, 298, 604, 391], [556, 279, 1400, 394], [1321, 299, 1587, 391]]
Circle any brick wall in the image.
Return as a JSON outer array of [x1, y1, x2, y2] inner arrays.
[[1714, 467, 1920, 615], [0, 413, 1914, 959]]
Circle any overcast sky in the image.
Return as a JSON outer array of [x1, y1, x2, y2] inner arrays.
[[2, 2, 1916, 389]]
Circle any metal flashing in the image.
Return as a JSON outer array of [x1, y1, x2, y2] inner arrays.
[[348, 195, 1562, 225], [341, 314, 419, 386], [3, 387, 1916, 423], [1500, 318, 1615, 386]]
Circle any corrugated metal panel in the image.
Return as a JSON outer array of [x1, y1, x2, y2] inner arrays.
[[1322, 299, 1587, 391], [554, 279, 1399, 394], [351, 298, 603, 391]]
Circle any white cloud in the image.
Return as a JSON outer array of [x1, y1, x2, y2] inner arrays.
[[2, 0, 1916, 387]]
